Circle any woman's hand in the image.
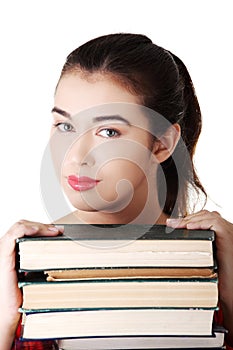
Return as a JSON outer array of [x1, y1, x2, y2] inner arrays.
[[167, 210, 233, 346], [0, 220, 64, 348]]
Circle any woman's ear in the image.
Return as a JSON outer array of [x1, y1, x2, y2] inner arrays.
[[151, 123, 181, 163]]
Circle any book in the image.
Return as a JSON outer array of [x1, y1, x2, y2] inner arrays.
[[57, 325, 226, 349], [45, 267, 217, 281], [58, 338, 226, 350], [20, 307, 216, 340], [17, 224, 215, 271], [17, 225, 219, 345], [19, 276, 218, 310], [59, 345, 226, 350]]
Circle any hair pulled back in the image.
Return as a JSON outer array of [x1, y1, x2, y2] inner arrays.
[[60, 33, 207, 216]]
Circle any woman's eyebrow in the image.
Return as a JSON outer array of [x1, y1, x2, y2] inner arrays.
[[93, 115, 131, 125], [51, 107, 71, 119], [51, 108, 131, 126]]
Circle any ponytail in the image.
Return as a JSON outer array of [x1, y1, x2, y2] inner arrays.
[[158, 51, 207, 216]]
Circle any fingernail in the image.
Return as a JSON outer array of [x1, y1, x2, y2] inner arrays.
[[31, 226, 39, 232], [55, 225, 64, 232], [48, 226, 59, 232], [166, 218, 183, 228], [166, 218, 180, 224]]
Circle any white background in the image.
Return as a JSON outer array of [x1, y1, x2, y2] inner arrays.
[[0, 0, 232, 237]]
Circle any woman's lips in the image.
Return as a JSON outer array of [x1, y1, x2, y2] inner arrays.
[[67, 175, 100, 191]]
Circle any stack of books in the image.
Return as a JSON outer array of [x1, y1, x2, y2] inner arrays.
[[17, 224, 225, 349]]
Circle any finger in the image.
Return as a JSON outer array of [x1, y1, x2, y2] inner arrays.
[[167, 210, 222, 229], [166, 217, 213, 230], [184, 210, 221, 221], [166, 218, 187, 228], [167, 216, 224, 233], [166, 211, 208, 228], [10, 220, 64, 238], [185, 219, 215, 230]]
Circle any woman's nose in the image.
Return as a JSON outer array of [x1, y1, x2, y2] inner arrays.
[[65, 133, 95, 167]]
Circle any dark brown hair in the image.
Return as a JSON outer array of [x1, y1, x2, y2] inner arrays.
[[60, 33, 207, 216]]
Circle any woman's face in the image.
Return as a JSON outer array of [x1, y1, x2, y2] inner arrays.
[[51, 73, 157, 214]]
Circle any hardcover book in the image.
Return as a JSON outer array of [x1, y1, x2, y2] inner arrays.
[[17, 224, 219, 345], [57, 325, 226, 349], [20, 307, 217, 340], [17, 224, 215, 271], [19, 276, 218, 310], [45, 266, 217, 280]]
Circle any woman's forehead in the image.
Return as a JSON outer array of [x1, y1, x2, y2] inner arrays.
[[55, 73, 141, 115]]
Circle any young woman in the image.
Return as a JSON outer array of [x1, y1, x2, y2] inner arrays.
[[1, 33, 233, 349]]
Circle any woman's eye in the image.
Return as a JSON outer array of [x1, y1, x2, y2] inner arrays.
[[98, 128, 120, 138], [54, 122, 74, 132]]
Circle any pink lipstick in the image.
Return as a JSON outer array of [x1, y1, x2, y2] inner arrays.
[[67, 175, 100, 191]]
